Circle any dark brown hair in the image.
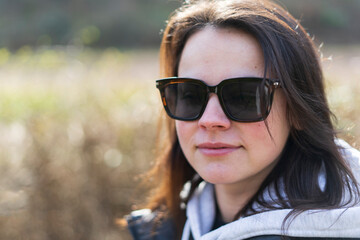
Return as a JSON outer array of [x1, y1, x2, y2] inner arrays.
[[144, 0, 359, 236]]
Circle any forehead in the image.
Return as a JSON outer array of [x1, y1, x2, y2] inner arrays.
[[178, 26, 265, 84]]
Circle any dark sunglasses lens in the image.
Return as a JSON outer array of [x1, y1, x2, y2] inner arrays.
[[222, 80, 267, 121], [164, 82, 206, 119]]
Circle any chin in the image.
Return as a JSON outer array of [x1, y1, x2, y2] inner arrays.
[[200, 172, 236, 185]]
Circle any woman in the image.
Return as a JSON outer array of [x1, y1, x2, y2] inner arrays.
[[126, 0, 360, 239]]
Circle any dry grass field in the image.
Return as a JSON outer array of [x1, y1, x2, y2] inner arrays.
[[0, 45, 358, 239]]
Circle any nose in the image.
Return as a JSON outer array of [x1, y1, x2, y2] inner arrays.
[[198, 94, 231, 130]]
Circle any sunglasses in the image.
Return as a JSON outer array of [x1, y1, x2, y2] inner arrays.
[[156, 77, 281, 122]]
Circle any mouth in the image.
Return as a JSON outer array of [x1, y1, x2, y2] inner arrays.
[[196, 142, 241, 156]]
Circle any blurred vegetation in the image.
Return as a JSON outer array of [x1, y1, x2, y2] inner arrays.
[[0, 45, 358, 240], [0, 0, 360, 50], [0, 0, 182, 50], [0, 0, 358, 239], [0, 47, 161, 239]]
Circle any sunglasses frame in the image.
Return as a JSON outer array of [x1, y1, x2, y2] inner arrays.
[[156, 77, 281, 122]]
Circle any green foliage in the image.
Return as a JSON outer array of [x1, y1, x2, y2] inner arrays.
[[0, 0, 182, 49], [0, 48, 10, 65], [0, 0, 359, 50]]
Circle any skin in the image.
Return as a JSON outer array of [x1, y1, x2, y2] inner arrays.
[[176, 26, 290, 222]]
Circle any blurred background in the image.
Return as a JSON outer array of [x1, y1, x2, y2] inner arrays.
[[0, 0, 359, 239]]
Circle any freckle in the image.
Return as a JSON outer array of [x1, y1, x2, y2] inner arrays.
[[254, 65, 258, 69]]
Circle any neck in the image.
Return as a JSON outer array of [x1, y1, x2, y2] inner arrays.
[[214, 179, 263, 223]]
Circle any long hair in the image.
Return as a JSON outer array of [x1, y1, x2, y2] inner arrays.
[[145, 0, 359, 236]]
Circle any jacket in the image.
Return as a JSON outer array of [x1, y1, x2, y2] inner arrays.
[[126, 139, 360, 239], [126, 208, 360, 239]]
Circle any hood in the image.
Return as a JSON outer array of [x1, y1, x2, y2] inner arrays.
[[182, 139, 360, 240]]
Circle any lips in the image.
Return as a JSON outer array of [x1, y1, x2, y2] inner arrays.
[[196, 142, 241, 156]]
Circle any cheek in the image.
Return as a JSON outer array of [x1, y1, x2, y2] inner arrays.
[[175, 121, 186, 140], [175, 121, 194, 151], [239, 121, 287, 173], [268, 92, 290, 141], [243, 122, 273, 145], [241, 102, 290, 156]]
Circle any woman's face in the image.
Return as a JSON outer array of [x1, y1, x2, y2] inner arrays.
[[176, 27, 290, 187]]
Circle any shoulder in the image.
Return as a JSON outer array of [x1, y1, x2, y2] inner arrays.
[[246, 236, 360, 240], [336, 139, 360, 183], [336, 139, 360, 168], [125, 209, 176, 240]]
